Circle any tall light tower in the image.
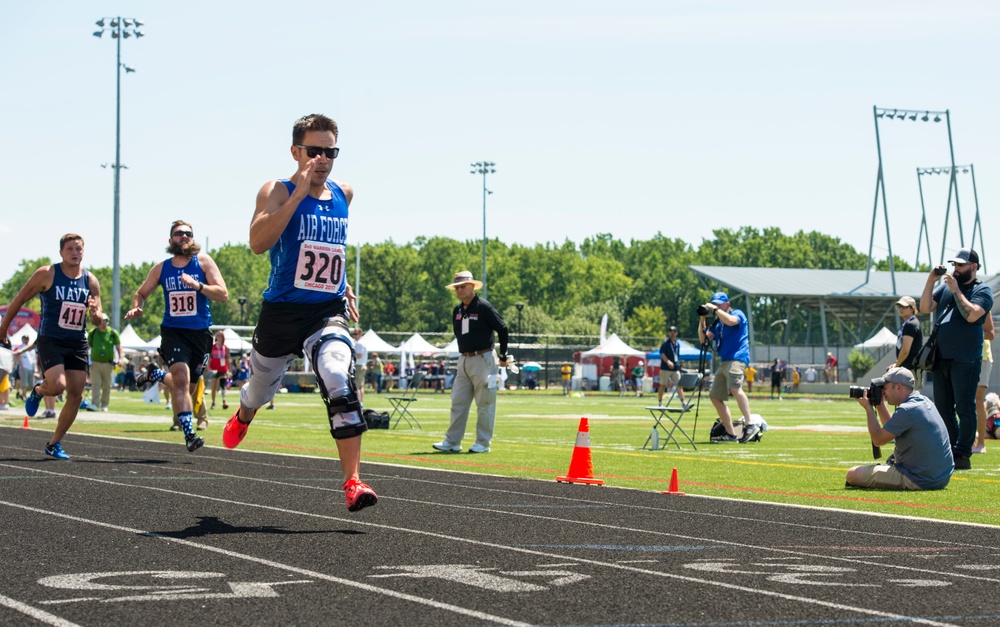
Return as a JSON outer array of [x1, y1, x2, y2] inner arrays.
[[93, 17, 145, 329], [470, 161, 495, 300]]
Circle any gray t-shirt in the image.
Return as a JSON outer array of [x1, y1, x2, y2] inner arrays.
[[883, 392, 954, 489]]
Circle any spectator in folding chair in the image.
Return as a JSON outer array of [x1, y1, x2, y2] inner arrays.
[[387, 371, 425, 429]]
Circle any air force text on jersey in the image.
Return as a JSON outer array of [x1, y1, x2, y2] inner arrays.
[[297, 212, 348, 245]]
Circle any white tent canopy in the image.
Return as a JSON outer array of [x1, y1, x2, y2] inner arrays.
[[119, 324, 157, 351], [580, 333, 646, 358], [399, 333, 441, 356], [7, 322, 37, 347], [854, 327, 897, 350], [438, 338, 460, 358], [221, 327, 253, 354], [358, 329, 397, 353]]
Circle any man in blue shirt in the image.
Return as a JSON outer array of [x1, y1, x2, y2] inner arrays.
[[698, 291, 758, 443], [657, 325, 685, 407], [846, 367, 953, 490], [919, 248, 994, 470]]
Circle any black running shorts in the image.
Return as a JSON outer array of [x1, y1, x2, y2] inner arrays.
[[36, 336, 89, 373], [252, 299, 347, 358], [158, 326, 212, 382]]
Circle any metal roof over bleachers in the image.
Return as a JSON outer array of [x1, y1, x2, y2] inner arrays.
[[689, 265, 999, 353]]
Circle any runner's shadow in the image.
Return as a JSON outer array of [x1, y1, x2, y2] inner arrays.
[[149, 516, 363, 539]]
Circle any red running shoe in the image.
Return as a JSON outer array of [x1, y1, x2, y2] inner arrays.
[[343, 477, 378, 512], [222, 408, 255, 449]]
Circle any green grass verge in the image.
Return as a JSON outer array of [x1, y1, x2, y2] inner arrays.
[[5, 388, 998, 526]]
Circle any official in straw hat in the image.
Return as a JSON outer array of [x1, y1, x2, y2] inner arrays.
[[919, 247, 994, 470], [432, 270, 509, 454], [846, 367, 953, 490]]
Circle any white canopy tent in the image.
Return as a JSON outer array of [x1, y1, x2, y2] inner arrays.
[[580, 333, 646, 358], [7, 322, 37, 347], [119, 324, 157, 352], [399, 333, 441, 356], [437, 338, 460, 358], [358, 329, 398, 353], [853, 327, 897, 350], [221, 327, 253, 354]]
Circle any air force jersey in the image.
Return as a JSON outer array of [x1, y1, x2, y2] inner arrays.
[[39, 264, 92, 341], [262, 180, 349, 305], [159, 255, 212, 329]]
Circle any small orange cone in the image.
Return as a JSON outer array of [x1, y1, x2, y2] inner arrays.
[[556, 417, 604, 485], [661, 467, 685, 495], [22, 415, 30, 429]]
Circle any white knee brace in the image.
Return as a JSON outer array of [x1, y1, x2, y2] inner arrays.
[[305, 318, 366, 439], [240, 351, 295, 410]]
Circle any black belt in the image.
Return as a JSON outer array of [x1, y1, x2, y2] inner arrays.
[[460, 348, 493, 357]]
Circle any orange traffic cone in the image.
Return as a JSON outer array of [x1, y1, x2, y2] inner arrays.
[[556, 417, 604, 485], [22, 415, 30, 429], [661, 467, 685, 495]]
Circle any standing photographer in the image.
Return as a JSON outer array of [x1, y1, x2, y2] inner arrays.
[[698, 291, 758, 443], [919, 248, 993, 470], [846, 367, 953, 490]]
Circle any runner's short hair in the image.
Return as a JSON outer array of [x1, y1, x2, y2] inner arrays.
[[60, 233, 84, 250], [293, 114, 338, 145]]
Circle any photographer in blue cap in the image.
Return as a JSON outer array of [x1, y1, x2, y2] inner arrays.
[[698, 291, 758, 443], [919, 247, 994, 470], [847, 367, 953, 490]]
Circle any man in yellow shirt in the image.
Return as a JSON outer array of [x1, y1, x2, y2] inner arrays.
[[745, 364, 757, 393]]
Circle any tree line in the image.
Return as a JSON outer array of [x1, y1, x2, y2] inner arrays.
[[0, 227, 916, 348]]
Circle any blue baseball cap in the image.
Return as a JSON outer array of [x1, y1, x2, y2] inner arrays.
[[710, 292, 729, 304]]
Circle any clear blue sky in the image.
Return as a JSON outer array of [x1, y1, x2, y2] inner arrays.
[[1, 1, 997, 282]]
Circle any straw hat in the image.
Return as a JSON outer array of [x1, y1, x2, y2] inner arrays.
[[445, 270, 483, 290]]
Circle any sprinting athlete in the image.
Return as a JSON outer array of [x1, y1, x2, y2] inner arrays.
[[0, 233, 103, 459], [126, 220, 229, 452], [223, 113, 377, 513]]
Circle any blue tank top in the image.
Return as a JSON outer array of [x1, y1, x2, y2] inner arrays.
[[159, 255, 212, 329], [39, 265, 92, 341], [262, 180, 349, 304]]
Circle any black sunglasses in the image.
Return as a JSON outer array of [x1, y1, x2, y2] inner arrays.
[[172, 230, 193, 238], [295, 145, 339, 159]]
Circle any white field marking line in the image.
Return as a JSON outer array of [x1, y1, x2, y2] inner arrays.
[[0, 470, 967, 627], [0, 501, 531, 627], [0, 592, 81, 627]]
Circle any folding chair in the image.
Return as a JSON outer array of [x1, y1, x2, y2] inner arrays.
[[387, 371, 425, 429], [645, 372, 702, 450]]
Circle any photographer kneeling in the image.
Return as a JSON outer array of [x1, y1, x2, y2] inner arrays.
[[846, 367, 954, 490]]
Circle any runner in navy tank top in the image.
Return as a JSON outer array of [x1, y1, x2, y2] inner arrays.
[[222, 113, 378, 513], [0, 233, 104, 460], [125, 220, 230, 452]]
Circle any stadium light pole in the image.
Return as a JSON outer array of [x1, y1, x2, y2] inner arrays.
[[93, 16, 145, 330], [866, 106, 955, 295], [515, 302, 524, 387], [916, 164, 985, 273], [470, 161, 495, 300]]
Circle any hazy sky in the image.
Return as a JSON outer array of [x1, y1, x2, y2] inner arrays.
[[1, 1, 997, 284]]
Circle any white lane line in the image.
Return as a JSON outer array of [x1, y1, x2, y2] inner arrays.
[[57, 460, 997, 585], [0, 468, 964, 627], [0, 593, 82, 627], [0, 500, 530, 627]]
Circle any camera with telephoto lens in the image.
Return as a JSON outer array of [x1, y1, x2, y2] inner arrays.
[[933, 266, 947, 276], [849, 380, 884, 406], [696, 303, 716, 316]]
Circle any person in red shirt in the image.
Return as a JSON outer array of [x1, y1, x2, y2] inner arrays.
[[209, 330, 229, 411], [825, 352, 839, 384]]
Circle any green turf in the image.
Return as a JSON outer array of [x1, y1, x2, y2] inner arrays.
[[6, 388, 999, 526]]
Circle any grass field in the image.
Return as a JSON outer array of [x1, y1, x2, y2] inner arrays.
[[5, 387, 999, 526]]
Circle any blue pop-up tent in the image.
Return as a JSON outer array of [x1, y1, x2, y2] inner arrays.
[[646, 339, 703, 363]]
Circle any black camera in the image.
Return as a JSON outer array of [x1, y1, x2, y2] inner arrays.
[[849, 381, 884, 406], [933, 266, 947, 276], [696, 304, 715, 316]]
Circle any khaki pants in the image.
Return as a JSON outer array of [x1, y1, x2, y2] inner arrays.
[[445, 353, 499, 448], [91, 361, 114, 408]]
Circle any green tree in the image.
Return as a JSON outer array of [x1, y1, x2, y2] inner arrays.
[[0, 257, 51, 314], [626, 304, 667, 340]]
